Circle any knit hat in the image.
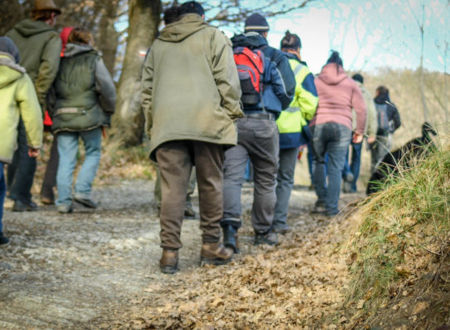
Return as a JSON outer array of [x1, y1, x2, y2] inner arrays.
[[0, 37, 20, 63], [352, 73, 364, 84], [244, 13, 269, 33], [179, 1, 204, 17], [32, 0, 62, 15]]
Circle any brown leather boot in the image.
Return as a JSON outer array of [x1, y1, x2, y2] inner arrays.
[[200, 242, 233, 266], [160, 249, 179, 274]]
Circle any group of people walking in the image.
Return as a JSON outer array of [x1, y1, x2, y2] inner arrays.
[[0, 0, 401, 276], [0, 0, 116, 244]]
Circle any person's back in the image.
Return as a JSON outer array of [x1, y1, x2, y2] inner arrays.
[[143, 13, 242, 158], [5, 0, 61, 212], [142, 1, 242, 274], [0, 36, 43, 244]]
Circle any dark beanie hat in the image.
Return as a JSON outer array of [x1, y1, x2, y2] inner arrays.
[[244, 13, 269, 32], [179, 1, 204, 17], [0, 36, 20, 63], [352, 73, 364, 84]]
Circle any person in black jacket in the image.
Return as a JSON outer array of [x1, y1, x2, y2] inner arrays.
[[370, 85, 401, 173]]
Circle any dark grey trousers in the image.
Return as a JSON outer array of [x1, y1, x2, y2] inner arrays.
[[221, 117, 279, 234]]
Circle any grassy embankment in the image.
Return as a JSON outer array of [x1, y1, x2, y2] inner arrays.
[[340, 139, 449, 328]]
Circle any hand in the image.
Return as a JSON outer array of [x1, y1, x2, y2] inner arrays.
[[367, 136, 376, 144], [352, 132, 363, 144], [28, 148, 40, 158]]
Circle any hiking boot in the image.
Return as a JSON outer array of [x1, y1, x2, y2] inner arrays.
[[0, 232, 9, 246], [74, 196, 97, 209], [254, 231, 278, 246], [12, 200, 38, 212], [272, 223, 291, 234], [200, 242, 233, 266], [184, 205, 196, 219], [160, 249, 179, 274], [40, 188, 55, 205], [222, 225, 239, 253], [342, 181, 352, 193], [57, 204, 73, 214]]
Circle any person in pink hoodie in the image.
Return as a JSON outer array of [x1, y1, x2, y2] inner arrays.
[[310, 51, 366, 216]]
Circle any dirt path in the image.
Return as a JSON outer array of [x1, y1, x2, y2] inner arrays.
[[0, 179, 362, 328]]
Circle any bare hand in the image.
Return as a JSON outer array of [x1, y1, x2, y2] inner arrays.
[[352, 133, 363, 144], [28, 148, 39, 158], [367, 136, 376, 144]]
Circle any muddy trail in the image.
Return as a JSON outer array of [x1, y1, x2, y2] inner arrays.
[[0, 179, 362, 328]]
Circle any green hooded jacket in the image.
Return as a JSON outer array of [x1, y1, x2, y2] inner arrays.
[[6, 19, 62, 109], [0, 53, 43, 164], [141, 14, 243, 161]]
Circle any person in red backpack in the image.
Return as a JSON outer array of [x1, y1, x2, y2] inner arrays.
[[221, 13, 294, 251], [40, 26, 74, 205]]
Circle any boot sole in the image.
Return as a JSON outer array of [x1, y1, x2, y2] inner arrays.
[[160, 265, 178, 274], [200, 257, 232, 266]]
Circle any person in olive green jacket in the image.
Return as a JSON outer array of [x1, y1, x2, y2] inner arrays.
[[141, 1, 243, 274], [6, 0, 62, 212], [49, 28, 116, 214], [0, 37, 43, 244]]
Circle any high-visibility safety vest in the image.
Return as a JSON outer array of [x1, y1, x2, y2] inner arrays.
[[276, 57, 318, 149]]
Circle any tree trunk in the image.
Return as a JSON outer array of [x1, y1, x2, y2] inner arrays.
[[96, 0, 121, 74], [112, 0, 161, 146]]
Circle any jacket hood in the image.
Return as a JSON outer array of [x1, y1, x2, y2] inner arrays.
[[63, 43, 95, 58], [318, 63, 347, 85], [231, 32, 267, 49], [12, 19, 54, 38], [374, 93, 390, 104], [158, 14, 207, 43], [0, 53, 26, 88]]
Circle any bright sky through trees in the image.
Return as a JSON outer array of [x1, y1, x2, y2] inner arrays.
[[223, 0, 449, 74]]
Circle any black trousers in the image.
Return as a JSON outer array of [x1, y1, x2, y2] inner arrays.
[[40, 133, 59, 199], [7, 119, 37, 203]]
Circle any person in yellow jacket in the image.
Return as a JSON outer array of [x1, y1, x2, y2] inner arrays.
[[0, 37, 43, 244], [273, 31, 318, 233]]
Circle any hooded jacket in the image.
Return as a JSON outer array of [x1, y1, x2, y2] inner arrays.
[[50, 43, 116, 134], [0, 53, 43, 163], [6, 19, 62, 109], [311, 63, 366, 134], [354, 81, 377, 139], [276, 53, 318, 149], [374, 92, 401, 135], [141, 14, 243, 160]]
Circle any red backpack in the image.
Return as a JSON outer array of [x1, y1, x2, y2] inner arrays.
[[233, 46, 265, 106]]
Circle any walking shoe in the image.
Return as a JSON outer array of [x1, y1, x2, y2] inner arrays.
[[222, 225, 239, 253], [311, 201, 326, 214], [40, 195, 55, 205], [184, 205, 196, 219], [74, 196, 97, 209], [272, 224, 291, 234], [57, 204, 73, 214], [254, 231, 278, 246], [160, 249, 179, 274], [342, 180, 352, 193], [0, 232, 9, 245], [200, 242, 233, 266], [12, 200, 38, 212]]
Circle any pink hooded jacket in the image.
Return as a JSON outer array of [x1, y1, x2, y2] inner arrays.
[[310, 63, 366, 134]]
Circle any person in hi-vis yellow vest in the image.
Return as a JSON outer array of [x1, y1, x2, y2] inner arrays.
[[273, 31, 318, 233]]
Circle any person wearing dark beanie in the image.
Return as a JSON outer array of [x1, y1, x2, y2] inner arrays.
[[244, 13, 269, 33], [352, 73, 364, 84]]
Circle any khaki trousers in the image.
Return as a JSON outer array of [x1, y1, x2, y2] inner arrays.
[[156, 140, 224, 249]]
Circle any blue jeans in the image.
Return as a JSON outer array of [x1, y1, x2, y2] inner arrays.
[[0, 163, 5, 232], [312, 123, 352, 215], [342, 141, 363, 192], [273, 147, 298, 229], [56, 128, 102, 207]]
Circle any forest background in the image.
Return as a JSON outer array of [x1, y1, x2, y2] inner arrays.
[[0, 0, 448, 187]]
